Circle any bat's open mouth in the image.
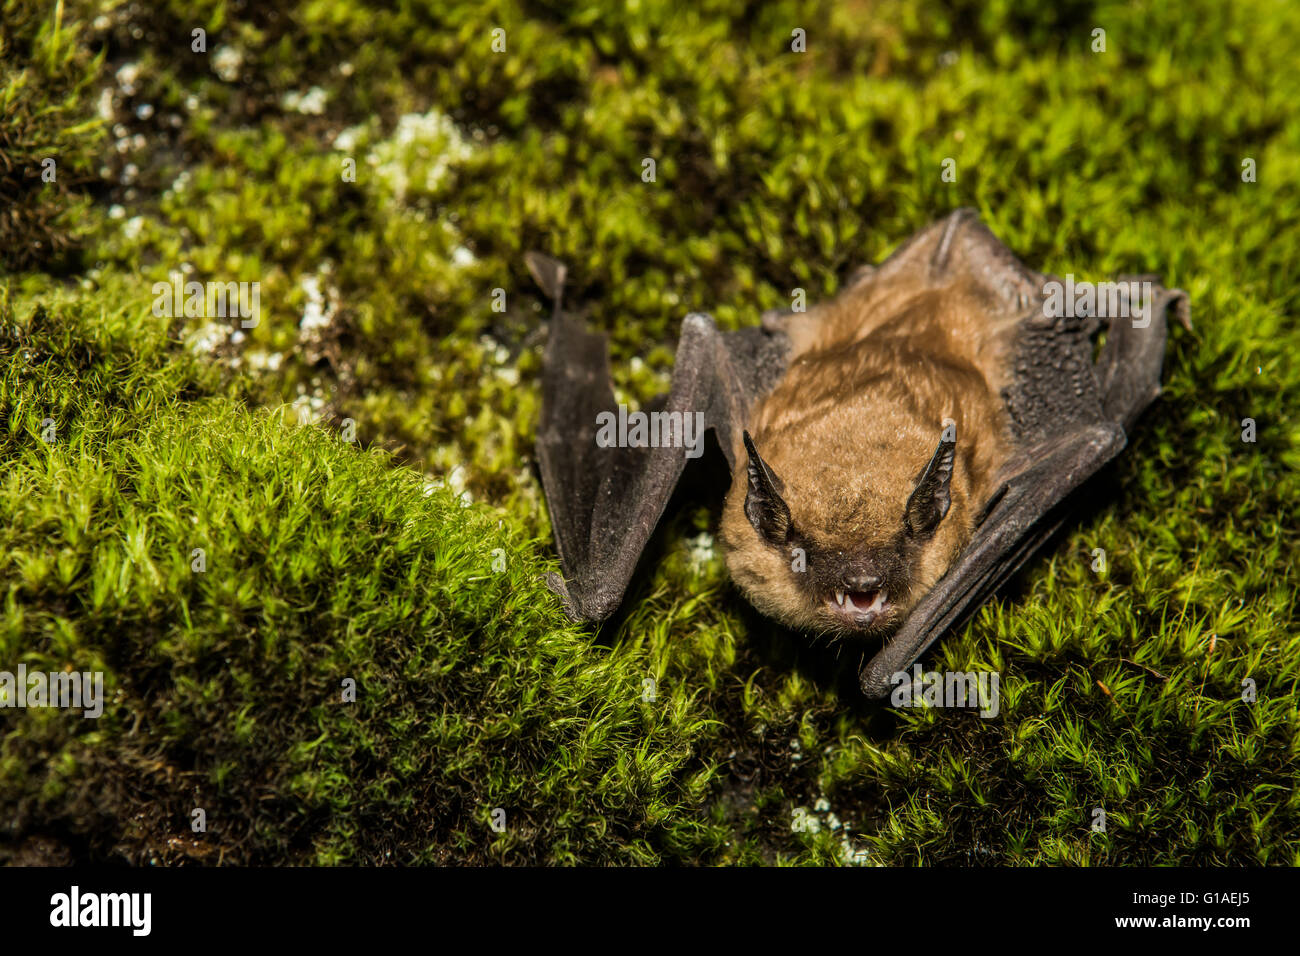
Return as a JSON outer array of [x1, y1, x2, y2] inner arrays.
[[828, 588, 889, 626]]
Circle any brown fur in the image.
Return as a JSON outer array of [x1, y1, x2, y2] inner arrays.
[[720, 270, 1017, 637]]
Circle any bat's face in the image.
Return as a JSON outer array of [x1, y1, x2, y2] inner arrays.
[[720, 430, 966, 639]]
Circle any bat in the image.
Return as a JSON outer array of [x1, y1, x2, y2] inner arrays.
[[530, 209, 1188, 698]]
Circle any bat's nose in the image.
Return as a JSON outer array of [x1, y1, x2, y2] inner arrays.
[[843, 573, 882, 592]]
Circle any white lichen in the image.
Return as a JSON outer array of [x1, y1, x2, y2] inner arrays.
[[97, 87, 116, 122], [212, 46, 243, 83], [425, 466, 473, 506], [687, 532, 716, 570], [332, 124, 368, 153], [115, 62, 140, 95], [298, 268, 339, 337], [366, 109, 476, 203], [185, 321, 229, 356], [245, 351, 283, 372], [281, 86, 328, 115]]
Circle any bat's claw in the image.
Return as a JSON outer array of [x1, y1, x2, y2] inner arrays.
[[525, 251, 568, 303]]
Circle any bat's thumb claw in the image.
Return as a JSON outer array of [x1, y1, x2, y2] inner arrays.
[[681, 311, 717, 335], [1168, 288, 1192, 332], [525, 251, 568, 302]]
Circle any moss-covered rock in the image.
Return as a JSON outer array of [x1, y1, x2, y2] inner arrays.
[[2, 0, 1297, 864]]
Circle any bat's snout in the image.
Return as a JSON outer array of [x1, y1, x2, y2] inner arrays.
[[843, 573, 883, 591]]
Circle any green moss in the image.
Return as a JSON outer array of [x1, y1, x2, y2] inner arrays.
[[1, 295, 723, 863], [0, 0, 106, 271], [2, 0, 1298, 864]]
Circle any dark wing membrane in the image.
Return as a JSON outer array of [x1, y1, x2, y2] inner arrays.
[[859, 424, 1125, 697], [858, 212, 1189, 697], [534, 259, 788, 622]]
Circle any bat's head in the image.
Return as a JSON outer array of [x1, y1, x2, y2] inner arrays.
[[721, 429, 966, 638]]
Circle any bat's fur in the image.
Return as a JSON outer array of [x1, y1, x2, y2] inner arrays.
[[720, 267, 1020, 638]]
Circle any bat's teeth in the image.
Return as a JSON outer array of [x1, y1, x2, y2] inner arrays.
[[835, 589, 846, 607]]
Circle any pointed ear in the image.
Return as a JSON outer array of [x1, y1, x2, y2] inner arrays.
[[905, 437, 956, 538], [743, 431, 792, 544]]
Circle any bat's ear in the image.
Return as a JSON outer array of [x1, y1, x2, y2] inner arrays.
[[905, 437, 956, 538], [743, 431, 792, 545]]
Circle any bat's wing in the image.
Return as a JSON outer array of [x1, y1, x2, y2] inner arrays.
[[530, 252, 789, 622], [858, 210, 1189, 697]]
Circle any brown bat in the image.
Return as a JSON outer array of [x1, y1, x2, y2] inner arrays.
[[530, 210, 1188, 697], [721, 256, 1017, 639]]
